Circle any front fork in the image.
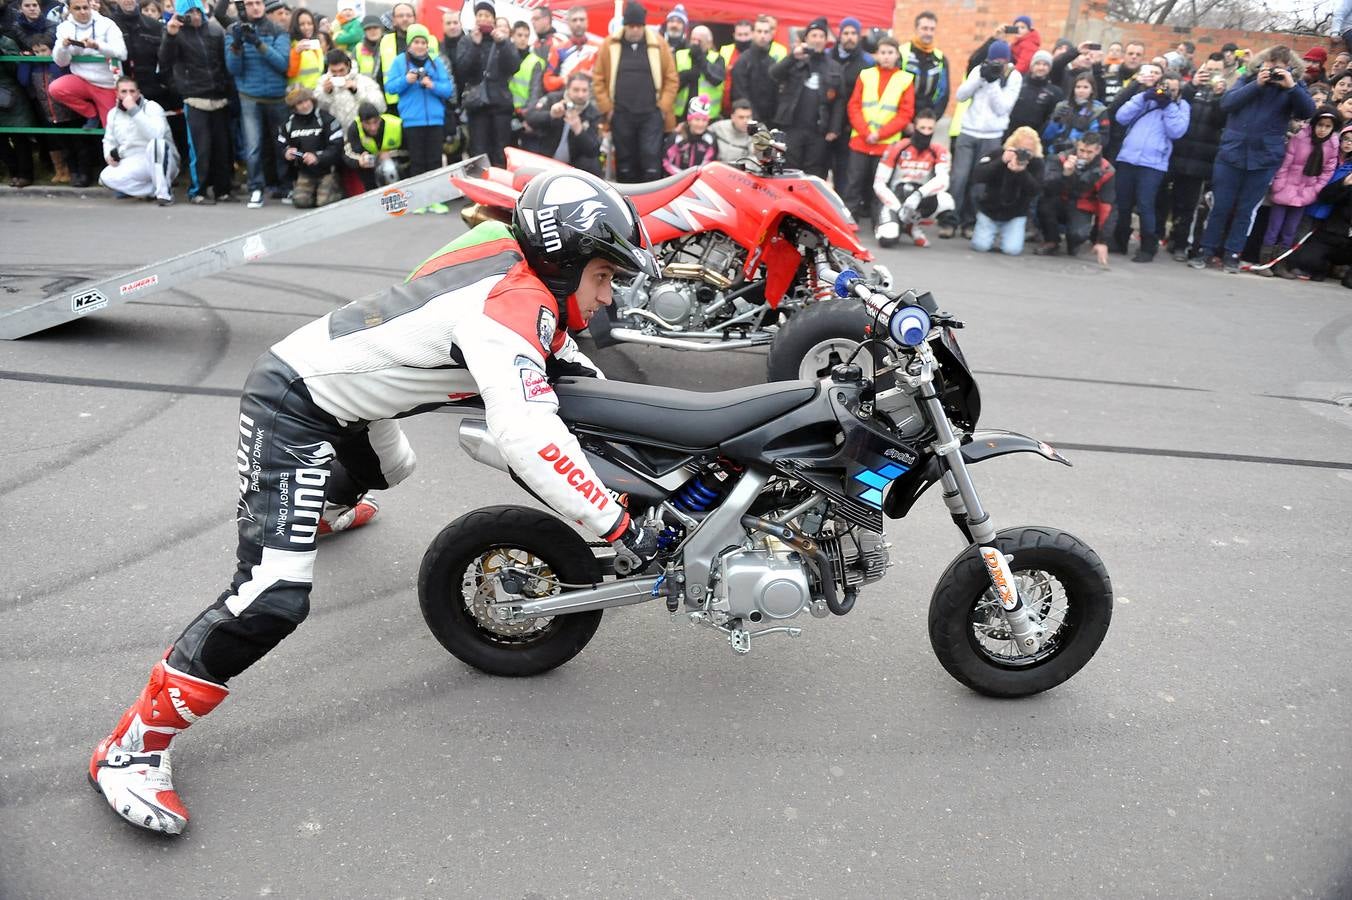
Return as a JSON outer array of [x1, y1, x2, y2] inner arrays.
[[913, 351, 1045, 653]]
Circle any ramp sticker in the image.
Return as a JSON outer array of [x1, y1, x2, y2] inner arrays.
[[242, 234, 268, 261], [380, 187, 410, 216], [71, 288, 108, 315], [119, 274, 159, 296]]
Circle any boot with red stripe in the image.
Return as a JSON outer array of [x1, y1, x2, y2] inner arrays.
[[317, 493, 380, 536], [89, 657, 228, 835]]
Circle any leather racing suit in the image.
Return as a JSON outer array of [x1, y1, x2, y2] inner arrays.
[[167, 220, 626, 686]]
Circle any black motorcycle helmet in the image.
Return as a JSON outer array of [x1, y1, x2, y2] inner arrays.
[[512, 170, 659, 327]]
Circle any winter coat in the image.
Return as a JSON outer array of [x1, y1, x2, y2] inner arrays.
[[954, 64, 1021, 139], [383, 52, 453, 127], [1043, 151, 1117, 234], [1041, 97, 1109, 152], [1216, 74, 1316, 171], [1309, 153, 1352, 220], [1311, 170, 1352, 237], [831, 43, 873, 115], [973, 151, 1042, 221], [52, 12, 127, 88], [1271, 125, 1340, 207], [729, 43, 776, 125], [108, 5, 173, 104], [523, 90, 602, 176], [1114, 90, 1189, 172], [21, 50, 77, 121], [1168, 81, 1226, 178], [1011, 29, 1041, 74], [157, 4, 227, 100], [453, 32, 519, 113], [224, 15, 289, 99], [6, 9, 56, 48], [102, 96, 172, 159], [770, 50, 844, 136], [314, 71, 384, 130], [0, 33, 36, 126], [708, 117, 752, 161], [662, 129, 716, 174], [1005, 73, 1063, 139], [277, 105, 342, 175], [593, 28, 678, 131]]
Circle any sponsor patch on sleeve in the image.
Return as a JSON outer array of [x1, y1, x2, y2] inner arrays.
[[536, 307, 556, 351], [516, 355, 554, 403]]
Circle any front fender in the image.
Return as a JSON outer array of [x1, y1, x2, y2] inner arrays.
[[883, 430, 1070, 520]]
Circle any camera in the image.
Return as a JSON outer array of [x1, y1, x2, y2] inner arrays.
[[331, 75, 346, 88], [1012, 147, 1032, 163], [980, 59, 1005, 81], [109, 148, 120, 161], [564, 100, 576, 111], [1149, 85, 1170, 103], [1074, 156, 1089, 170], [412, 67, 426, 78]]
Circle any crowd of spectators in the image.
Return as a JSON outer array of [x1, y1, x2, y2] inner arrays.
[[0, 0, 1345, 284]]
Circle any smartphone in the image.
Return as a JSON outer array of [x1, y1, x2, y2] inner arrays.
[[1003, 25, 1018, 34], [68, 38, 87, 47], [1084, 42, 1101, 51]]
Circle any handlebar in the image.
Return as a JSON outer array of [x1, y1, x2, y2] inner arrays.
[[814, 258, 952, 348]]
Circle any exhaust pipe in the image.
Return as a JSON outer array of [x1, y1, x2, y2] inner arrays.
[[608, 327, 773, 352], [459, 203, 512, 228], [457, 418, 509, 472]]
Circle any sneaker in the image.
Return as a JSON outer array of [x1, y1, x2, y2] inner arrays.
[[426, 202, 449, 215], [247, 189, 264, 209], [89, 659, 228, 835], [1222, 253, 1240, 274], [911, 226, 929, 248], [157, 196, 174, 207], [1171, 247, 1189, 263], [960, 224, 975, 239], [280, 190, 294, 206], [938, 222, 956, 239], [1188, 254, 1210, 270], [1033, 241, 1060, 256], [190, 193, 215, 205], [317, 494, 380, 536], [412, 205, 427, 215], [217, 192, 236, 203]]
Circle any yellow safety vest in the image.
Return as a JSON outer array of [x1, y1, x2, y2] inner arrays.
[[674, 47, 723, 118], [379, 31, 440, 106], [510, 52, 544, 110], [289, 41, 325, 90], [769, 41, 787, 62], [853, 66, 914, 144], [358, 113, 403, 153]]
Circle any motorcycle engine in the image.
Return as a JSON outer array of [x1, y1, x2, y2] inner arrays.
[[713, 538, 813, 621], [648, 281, 699, 325]]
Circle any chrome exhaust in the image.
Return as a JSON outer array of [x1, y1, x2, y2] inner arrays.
[[457, 418, 509, 472]]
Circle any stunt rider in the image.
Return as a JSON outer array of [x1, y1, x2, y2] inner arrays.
[[872, 107, 952, 247], [88, 170, 663, 835]]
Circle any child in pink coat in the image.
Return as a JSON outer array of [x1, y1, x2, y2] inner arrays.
[[1262, 107, 1339, 264]]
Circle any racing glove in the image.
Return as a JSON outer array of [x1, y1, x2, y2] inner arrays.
[[614, 518, 660, 575], [545, 356, 598, 382]]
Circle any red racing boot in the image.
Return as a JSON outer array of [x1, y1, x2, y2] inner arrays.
[[317, 493, 380, 536], [89, 657, 228, 834]]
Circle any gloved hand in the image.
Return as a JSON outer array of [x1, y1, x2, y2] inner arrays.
[[613, 517, 659, 575], [901, 190, 922, 212], [545, 356, 598, 382]]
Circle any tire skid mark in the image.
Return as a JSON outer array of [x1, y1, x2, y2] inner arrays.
[[0, 287, 230, 496]]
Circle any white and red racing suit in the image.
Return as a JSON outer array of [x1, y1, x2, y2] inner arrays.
[[168, 221, 626, 685], [872, 139, 954, 240]]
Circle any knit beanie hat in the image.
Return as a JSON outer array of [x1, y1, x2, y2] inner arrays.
[[804, 16, 828, 38], [405, 23, 432, 45], [986, 40, 1011, 61], [622, 1, 645, 26], [472, 0, 494, 15], [1013, 15, 1032, 28], [665, 4, 687, 26], [839, 15, 861, 34], [1031, 49, 1053, 67], [687, 93, 712, 120]]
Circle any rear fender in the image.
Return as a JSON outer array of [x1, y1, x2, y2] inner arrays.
[[883, 430, 1071, 519]]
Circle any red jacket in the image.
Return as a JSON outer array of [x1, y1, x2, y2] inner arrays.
[[1012, 29, 1041, 74], [846, 67, 915, 156]]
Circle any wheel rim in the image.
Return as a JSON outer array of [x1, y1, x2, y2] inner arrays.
[[460, 546, 560, 643], [968, 569, 1076, 667], [797, 337, 875, 381]]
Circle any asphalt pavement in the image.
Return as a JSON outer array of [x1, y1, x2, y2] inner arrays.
[[1, 191, 1350, 900]]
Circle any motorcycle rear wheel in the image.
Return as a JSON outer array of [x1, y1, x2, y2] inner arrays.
[[928, 526, 1112, 698], [418, 505, 604, 677], [766, 300, 883, 382]]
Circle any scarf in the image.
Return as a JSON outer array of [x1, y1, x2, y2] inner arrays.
[[910, 34, 934, 53]]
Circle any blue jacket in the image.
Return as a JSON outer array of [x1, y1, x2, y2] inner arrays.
[[384, 52, 454, 127], [1216, 76, 1315, 171], [1309, 159, 1352, 221], [224, 17, 289, 99], [1115, 91, 1189, 172]]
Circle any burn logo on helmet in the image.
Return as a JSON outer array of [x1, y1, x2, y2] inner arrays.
[[537, 197, 612, 255]]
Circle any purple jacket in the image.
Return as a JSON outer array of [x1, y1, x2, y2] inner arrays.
[[1270, 126, 1339, 208], [1115, 91, 1190, 172]]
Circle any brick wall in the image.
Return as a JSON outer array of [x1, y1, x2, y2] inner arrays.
[[893, 0, 1333, 111]]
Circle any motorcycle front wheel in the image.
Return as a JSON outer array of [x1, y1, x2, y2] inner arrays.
[[418, 505, 604, 677], [927, 526, 1112, 698]]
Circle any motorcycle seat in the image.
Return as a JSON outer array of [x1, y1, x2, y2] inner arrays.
[[613, 168, 701, 214], [554, 377, 818, 450]]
